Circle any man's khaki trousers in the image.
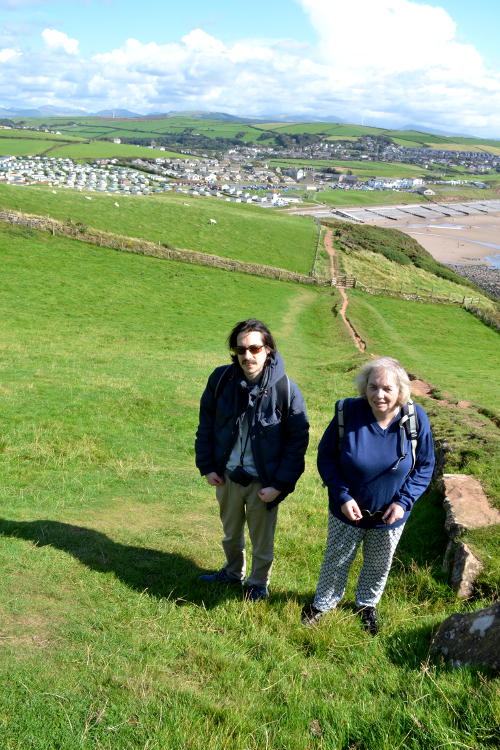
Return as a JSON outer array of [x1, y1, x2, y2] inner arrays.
[[215, 474, 278, 587]]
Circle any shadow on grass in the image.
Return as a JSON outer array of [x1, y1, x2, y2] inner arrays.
[[0, 517, 245, 609], [393, 488, 448, 574]]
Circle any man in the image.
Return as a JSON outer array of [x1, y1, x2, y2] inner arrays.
[[195, 319, 309, 601]]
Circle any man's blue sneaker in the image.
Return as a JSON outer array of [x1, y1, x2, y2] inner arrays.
[[245, 584, 269, 601], [199, 568, 243, 585]]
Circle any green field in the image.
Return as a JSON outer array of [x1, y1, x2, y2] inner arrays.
[[0, 134, 184, 161], [11, 116, 500, 157], [314, 189, 426, 207], [0, 128, 84, 142], [15, 116, 269, 145], [430, 183, 500, 200], [45, 141, 183, 160], [346, 291, 499, 408], [337, 247, 490, 304], [0, 183, 317, 273], [0, 138, 76, 157], [1, 220, 498, 748], [271, 158, 429, 179], [345, 290, 500, 500]]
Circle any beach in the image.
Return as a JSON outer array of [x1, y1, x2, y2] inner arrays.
[[363, 211, 500, 268]]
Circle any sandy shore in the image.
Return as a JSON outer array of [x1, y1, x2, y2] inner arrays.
[[364, 211, 500, 267]]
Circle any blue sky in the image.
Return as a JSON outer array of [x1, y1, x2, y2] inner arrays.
[[1, 0, 499, 137]]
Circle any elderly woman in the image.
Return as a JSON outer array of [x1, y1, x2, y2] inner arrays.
[[302, 357, 435, 634]]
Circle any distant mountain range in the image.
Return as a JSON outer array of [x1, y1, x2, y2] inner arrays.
[[0, 105, 477, 138]]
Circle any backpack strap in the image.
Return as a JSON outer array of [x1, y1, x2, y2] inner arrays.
[[276, 374, 290, 420], [399, 400, 419, 471], [213, 364, 233, 401], [214, 365, 290, 418], [335, 397, 419, 471], [334, 398, 346, 451]]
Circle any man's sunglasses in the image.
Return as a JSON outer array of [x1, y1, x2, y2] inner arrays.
[[232, 345, 265, 355]]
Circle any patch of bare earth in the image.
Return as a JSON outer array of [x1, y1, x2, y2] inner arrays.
[[324, 229, 366, 352], [0, 614, 60, 653]]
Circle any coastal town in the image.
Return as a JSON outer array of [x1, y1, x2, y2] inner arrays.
[[0, 146, 492, 209]]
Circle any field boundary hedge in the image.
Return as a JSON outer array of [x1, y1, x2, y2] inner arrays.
[[2, 208, 498, 332], [0, 209, 327, 287]]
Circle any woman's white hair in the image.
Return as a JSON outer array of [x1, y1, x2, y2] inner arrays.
[[354, 357, 411, 405]]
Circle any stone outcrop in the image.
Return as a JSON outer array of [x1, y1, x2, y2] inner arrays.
[[441, 474, 500, 598], [443, 542, 484, 599], [431, 602, 500, 673]]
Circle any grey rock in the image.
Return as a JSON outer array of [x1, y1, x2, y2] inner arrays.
[[442, 474, 500, 540], [431, 602, 500, 673], [444, 541, 484, 598], [440, 474, 500, 597]]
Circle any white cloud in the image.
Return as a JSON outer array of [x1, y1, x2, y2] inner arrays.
[[42, 28, 79, 55], [0, 1, 498, 137], [0, 47, 20, 62], [299, 0, 486, 78]]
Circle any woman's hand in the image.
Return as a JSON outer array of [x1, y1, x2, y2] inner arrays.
[[341, 499, 362, 522], [382, 502, 404, 525]]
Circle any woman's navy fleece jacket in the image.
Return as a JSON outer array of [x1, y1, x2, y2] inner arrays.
[[317, 397, 435, 529]]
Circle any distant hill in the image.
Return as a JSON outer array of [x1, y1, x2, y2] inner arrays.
[[95, 109, 143, 118], [0, 104, 478, 137]]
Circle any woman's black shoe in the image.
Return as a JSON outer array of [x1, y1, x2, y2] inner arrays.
[[301, 604, 324, 627], [358, 606, 378, 635]]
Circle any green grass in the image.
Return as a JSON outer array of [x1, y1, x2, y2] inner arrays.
[[0, 183, 317, 273], [339, 247, 493, 307], [14, 116, 270, 146], [13, 117, 500, 155], [0, 138, 74, 156], [271, 158, 428, 178], [0, 128, 84, 142], [0, 132, 185, 160], [314, 189, 427, 207], [346, 291, 499, 406], [345, 289, 500, 491], [0, 221, 498, 748], [324, 220, 485, 292], [44, 141, 181, 160]]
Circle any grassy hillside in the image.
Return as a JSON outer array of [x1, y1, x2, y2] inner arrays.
[[336, 246, 493, 306], [0, 136, 179, 160], [314, 189, 427, 207], [272, 158, 429, 178], [0, 222, 498, 748], [0, 183, 317, 274], [0, 128, 84, 142], [346, 290, 499, 495], [12, 116, 500, 155], [44, 142, 183, 160], [16, 116, 266, 144], [323, 220, 482, 289]]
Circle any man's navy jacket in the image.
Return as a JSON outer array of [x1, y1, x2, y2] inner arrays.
[[195, 352, 309, 508]]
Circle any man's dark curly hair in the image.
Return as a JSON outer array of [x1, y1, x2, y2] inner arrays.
[[227, 319, 276, 364]]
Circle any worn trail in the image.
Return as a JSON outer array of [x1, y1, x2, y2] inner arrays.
[[324, 229, 366, 352]]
